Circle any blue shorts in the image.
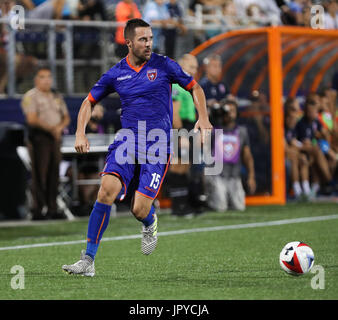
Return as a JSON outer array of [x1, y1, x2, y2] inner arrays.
[[100, 137, 171, 201]]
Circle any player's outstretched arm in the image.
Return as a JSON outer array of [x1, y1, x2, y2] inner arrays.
[[75, 97, 95, 153], [191, 82, 213, 143]]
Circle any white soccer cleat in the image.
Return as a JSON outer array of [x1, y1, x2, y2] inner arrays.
[[141, 214, 158, 255], [62, 250, 95, 277]]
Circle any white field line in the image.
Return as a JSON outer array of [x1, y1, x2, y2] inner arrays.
[[0, 214, 338, 252]]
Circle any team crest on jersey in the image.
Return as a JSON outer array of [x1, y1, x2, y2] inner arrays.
[[147, 69, 157, 81]]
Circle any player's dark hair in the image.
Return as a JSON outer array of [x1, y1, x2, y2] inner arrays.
[[124, 18, 150, 41]]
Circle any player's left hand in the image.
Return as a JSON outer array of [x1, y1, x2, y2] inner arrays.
[[194, 118, 213, 144]]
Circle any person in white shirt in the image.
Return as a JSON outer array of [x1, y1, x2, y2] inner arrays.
[[324, 0, 338, 29]]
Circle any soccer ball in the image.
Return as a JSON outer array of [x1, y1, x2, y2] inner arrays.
[[279, 241, 315, 276]]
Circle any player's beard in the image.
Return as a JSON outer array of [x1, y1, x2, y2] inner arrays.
[[131, 46, 152, 63]]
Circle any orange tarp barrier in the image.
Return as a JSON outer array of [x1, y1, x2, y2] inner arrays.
[[189, 26, 338, 206]]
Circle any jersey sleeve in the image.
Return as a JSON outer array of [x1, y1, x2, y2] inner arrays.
[[88, 71, 115, 104], [166, 57, 197, 91]]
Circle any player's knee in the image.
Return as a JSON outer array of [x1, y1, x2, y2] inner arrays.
[[97, 175, 122, 205], [97, 184, 116, 205]]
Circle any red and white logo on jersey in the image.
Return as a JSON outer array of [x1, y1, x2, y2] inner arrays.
[[147, 69, 157, 81]]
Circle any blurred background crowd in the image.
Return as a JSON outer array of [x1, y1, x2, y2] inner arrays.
[[1, 0, 338, 95], [0, 0, 337, 220], [1, 0, 338, 29]]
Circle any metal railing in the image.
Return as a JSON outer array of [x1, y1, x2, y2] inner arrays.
[[0, 9, 277, 97]]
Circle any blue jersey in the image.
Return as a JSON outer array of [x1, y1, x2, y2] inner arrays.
[[88, 53, 196, 128], [91, 53, 195, 201]]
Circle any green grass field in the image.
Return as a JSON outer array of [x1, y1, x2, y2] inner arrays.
[[0, 202, 338, 300]]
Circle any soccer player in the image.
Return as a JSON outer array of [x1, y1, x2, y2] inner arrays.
[[62, 18, 212, 277]]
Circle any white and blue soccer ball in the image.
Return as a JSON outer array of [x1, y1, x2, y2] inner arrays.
[[279, 241, 315, 276]]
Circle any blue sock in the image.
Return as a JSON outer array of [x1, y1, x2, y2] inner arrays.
[[86, 201, 111, 260], [140, 206, 155, 227]]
